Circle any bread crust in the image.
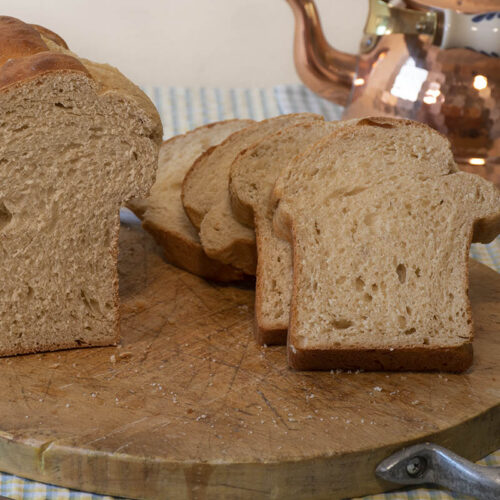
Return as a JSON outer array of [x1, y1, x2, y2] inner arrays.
[[30, 24, 69, 49], [142, 218, 246, 282], [0, 17, 90, 91], [0, 52, 90, 90], [287, 344, 473, 372], [0, 17, 163, 145], [130, 120, 255, 282]]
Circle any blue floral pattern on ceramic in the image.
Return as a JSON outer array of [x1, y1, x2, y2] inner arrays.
[[471, 12, 500, 23], [441, 9, 500, 56], [460, 12, 500, 56]]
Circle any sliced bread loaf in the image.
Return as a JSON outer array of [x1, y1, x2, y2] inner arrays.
[[273, 118, 500, 372], [229, 120, 352, 345], [182, 113, 323, 275], [128, 120, 253, 281], [0, 17, 162, 355]]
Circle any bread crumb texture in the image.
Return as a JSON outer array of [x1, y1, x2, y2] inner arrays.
[[0, 17, 161, 355], [274, 118, 500, 371]]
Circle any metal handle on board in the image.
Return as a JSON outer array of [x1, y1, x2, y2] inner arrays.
[[376, 442, 500, 500]]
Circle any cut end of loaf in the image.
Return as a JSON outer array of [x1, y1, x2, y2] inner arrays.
[[0, 62, 159, 355]]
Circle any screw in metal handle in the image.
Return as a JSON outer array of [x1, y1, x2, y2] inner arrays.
[[376, 443, 500, 500]]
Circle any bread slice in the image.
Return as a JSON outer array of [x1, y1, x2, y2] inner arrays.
[[229, 120, 353, 344], [182, 113, 323, 275], [128, 120, 253, 281], [273, 117, 500, 372], [0, 17, 162, 355]]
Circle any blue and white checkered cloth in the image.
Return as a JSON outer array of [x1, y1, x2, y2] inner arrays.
[[1, 85, 498, 500]]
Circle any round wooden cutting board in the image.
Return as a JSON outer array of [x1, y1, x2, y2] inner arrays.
[[0, 218, 498, 500]]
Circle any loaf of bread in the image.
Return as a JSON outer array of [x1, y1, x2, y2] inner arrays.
[[129, 120, 253, 281], [0, 17, 162, 355], [273, 118, 500, 372], [181, 113, 322, 275], [229, 120, 350, 344]]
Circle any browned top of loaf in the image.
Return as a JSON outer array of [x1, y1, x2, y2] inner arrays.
[[0, 16, 163, 144], [0, 16, 90, 90], [29, 23, 69, 49]]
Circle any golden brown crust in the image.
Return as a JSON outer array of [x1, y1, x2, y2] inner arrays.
[[131, 120, 256, 282], [0, 17, 90, 91], [0, 52, 90, 90], [255, 321, 287, 346], [0, 16, 162, 148], [287, 343, 473, 372], [355, 116, 451, 145], [143, 218, 246, 282], [0, 16, 48, 65], [30, 24, 69, 49], [174, 119, 254, 146]]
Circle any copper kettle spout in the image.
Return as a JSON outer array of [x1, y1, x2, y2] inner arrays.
[[286, 0, 358, 106]]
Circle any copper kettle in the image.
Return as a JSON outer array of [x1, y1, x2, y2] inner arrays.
[[286, 0, 500, 184]]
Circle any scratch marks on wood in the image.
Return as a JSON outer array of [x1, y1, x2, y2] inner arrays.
[[84, 416, 150, 447], [214, 482, 270, 494], [257, 390, 290, 430]]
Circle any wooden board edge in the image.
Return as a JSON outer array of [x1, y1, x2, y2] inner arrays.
[[0, 404, 497, 499]]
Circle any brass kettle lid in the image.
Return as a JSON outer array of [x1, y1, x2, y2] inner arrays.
[[407, 0, 499, 13]]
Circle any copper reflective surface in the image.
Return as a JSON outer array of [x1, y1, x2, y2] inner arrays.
[[343, 36, 500, 184], [286, 0, 500, 186], [287, 0, 357, 106]]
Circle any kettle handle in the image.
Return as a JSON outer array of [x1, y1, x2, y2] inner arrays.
[[286, 0, 357, 106]]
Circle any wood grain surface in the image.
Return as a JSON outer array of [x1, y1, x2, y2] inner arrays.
[[0, 218, 498, 500]]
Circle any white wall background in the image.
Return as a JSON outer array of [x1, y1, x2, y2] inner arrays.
[[2, 0, 367, 87]]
